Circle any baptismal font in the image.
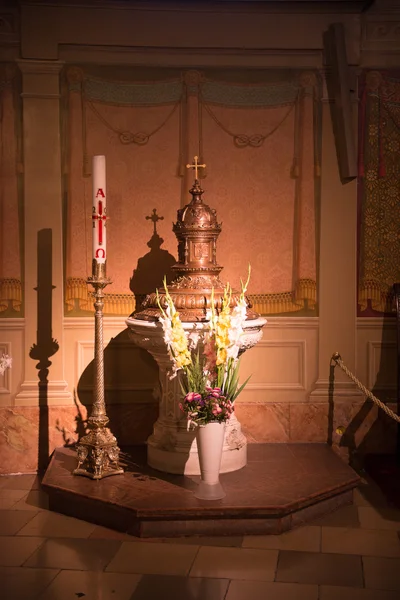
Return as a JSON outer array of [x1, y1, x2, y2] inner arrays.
[[127, 158, 266, 474]]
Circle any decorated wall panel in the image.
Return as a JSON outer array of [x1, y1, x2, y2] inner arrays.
[[358, 70, 400, 315], [64, 67, 321, 316], [0, 64, 22, 317]]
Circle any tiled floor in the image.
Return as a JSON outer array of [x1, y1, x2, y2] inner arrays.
[[0, 473, 399, 599]]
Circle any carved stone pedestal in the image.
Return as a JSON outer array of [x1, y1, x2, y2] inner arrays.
[[126, 316, 266, 475]]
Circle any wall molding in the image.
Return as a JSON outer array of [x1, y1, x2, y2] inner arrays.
[[367, 340, 397, 391], [357, 317, 396, 329], [0, 342, 11, 395], [65, 315, 319, 331], [65, 317, 128, 330], [0, 318, 25, 330], [245, 339, 306, 391]]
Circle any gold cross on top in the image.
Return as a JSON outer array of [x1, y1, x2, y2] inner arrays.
[[186, 156, 206, 180]]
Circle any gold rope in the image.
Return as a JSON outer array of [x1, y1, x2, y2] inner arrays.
[[313, 85, 321, 178], [86, 97, 181, 146], [178, 88, 186, 177], [198, 93, 206, 178], [201, 94, 295, 148], [332, 352, 400, 423], [291, 89, 302, 178], [81, 82, 90, 178]]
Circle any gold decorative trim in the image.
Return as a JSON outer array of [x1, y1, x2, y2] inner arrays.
[[0, 278, 22, 312], [65, 278, 135, 315], [249, 279, 317, 315], [66, 277, 316, 316], [295, 278, 317, 308], [358, 280, 394, 313]]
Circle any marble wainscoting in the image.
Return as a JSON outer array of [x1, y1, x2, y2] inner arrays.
[[0, 399, 396, 475], [235, 400, 398, 462], [0, 401, 159, 475]]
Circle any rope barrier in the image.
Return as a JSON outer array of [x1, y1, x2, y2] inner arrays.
[[331, 352, 400, 423]]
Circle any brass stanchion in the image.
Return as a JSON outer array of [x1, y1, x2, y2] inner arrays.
[[74, 260, 123, 479]]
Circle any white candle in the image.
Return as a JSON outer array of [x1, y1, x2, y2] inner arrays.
[[92, 155, 107, 264]]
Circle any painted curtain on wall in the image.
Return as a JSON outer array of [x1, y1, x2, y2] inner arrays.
[[64, 67, 321, 316], [358, 70, 400, 315], [0, 64, 21, 315]]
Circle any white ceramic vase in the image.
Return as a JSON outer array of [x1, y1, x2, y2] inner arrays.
[[194, 421, 226, 500]]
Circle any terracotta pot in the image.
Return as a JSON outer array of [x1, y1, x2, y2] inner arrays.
[[194, 421, 226, 500]]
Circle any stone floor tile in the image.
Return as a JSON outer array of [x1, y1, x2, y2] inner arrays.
[[127, 575, 229, 600], [0, 488, 29, 509], [88, 526, 165, 543], [276, 550, 363, 587], [0, 566, 59, 600], [226, 580, 318, 600], [320, 584, 400, 600], [243, 526, 320, 552], [12, 490, 49, 511], [311, 505, 360, 528], [322, 526, 400, 557], [358, 506, 400, 531], [39, 570, 141, 600], [17, 510, 97, 538], [88, 526, 136, 541], [0, 474, 38, 490], [24, 538, 121, 571], [363, 556, 400, 592], [353, 484, 390, 509], [0, 536, 44, 566], [106, 541, 199, 576], [190, 546, 278, 581], [163, 536, 244, 547], [0, 509, 38, 535]]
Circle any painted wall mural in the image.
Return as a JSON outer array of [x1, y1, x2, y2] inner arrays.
[[358, 70, 400, 315], [0, 64, 22, 316], [64, 66, 321, 316]]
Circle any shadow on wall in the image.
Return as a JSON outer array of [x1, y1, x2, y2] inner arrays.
[[73, 208, 177, 449], [330, 296, 399, 505], [29, 229, 59, 473], [77, 328, 160, 446], [129, 208, 176, 312]]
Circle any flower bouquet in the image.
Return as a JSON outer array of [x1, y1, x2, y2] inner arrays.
[[156, 268, 251, 499], [0, 354, 12, 377]]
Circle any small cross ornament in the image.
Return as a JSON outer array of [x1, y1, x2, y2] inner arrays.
[[186, 156, 206, 180], [146, 208, 164, 235]]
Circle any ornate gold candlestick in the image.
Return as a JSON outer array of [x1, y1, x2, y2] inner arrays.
[[74, 261, 123, 479]]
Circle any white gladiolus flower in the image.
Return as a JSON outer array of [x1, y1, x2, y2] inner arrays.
[[0, 354, 12, 376], [188, 330, 200, 349]]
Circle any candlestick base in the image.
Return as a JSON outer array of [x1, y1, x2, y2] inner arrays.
[[74, 259, 123, 480], [74, 427, 124, 480]]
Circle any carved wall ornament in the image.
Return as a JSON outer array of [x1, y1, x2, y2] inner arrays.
[[366, 71, 384, 91], [183, 70, 203, 86], [66, 66, 84, 84], [0, 14, 15, 34], [298, 71, 318, 90], [367, 21, 400, 42]]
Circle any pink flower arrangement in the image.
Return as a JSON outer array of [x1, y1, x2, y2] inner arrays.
[[179, 387, 234, 425]]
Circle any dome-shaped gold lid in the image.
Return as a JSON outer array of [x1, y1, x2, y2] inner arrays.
[[134, 169, 258, 322]]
